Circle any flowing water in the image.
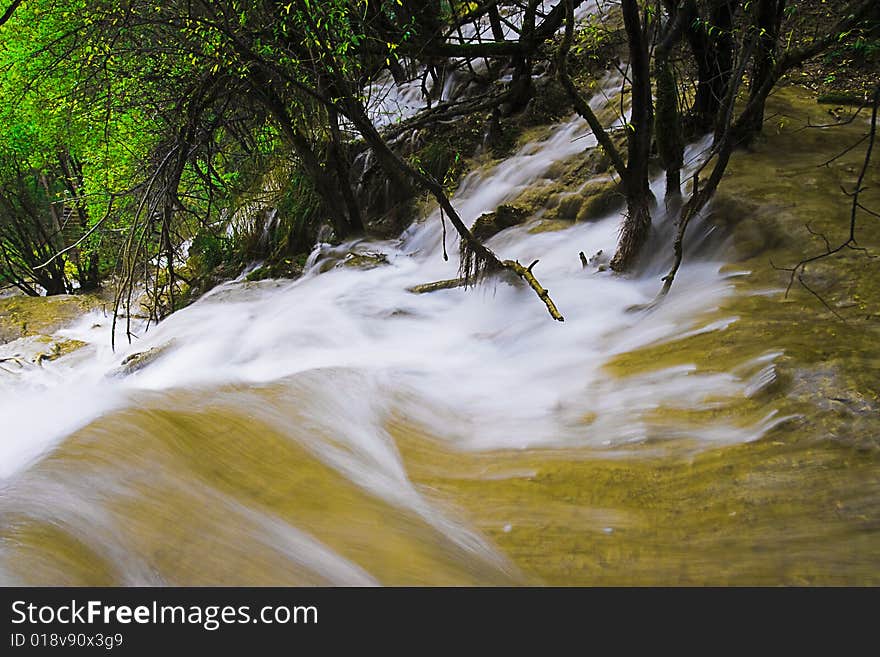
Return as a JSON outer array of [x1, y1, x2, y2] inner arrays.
[[1, 81, 879, 584]]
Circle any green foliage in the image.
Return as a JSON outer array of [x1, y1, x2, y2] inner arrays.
[[189, 231, 230, 275], [570, 14, 614, 61]]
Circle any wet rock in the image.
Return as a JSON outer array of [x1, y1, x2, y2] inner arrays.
[[583, 250, 610, 272], [33, 339, 88, 366], [554, 193, 586, 221], [786, 365, 880, 450], [0, 293, 106, 344], [575, 181, 623, 222], [341, 251, 389, 270], [471, 204, 530, 241], [527, 219, 574, 234], [538, 180, 621, 224], [110, 342, 174, 377], [708, 193, 788, 261], [245, 257, 306, 282], [0, 335, 89, 370], [310, 246, 390, 273]]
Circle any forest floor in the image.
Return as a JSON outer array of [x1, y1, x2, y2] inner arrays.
[[788, 0, 879, 102]]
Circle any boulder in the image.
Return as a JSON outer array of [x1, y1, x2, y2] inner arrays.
[[471, 204, 530, 241]]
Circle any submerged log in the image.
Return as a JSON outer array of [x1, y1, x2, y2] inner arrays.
[[408, 278, 467, 294]]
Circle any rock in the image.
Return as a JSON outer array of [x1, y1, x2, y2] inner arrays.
[[527, 219, 574, 234], [0, 335, 89, 370], [310, 247, 390, 273], [708, 193, 788, 261], [33, 339, 88, 365], [245, 257, 306, 282], [110, 342, 174, 377], [587, 250, 608, 268], [0, 293, 106, 344], [554, 194, 586, 221], [471, 204, 530, 241], [340, 251, 389, 270], [537, 180, 621, 224], [575, 180, 622, 223]]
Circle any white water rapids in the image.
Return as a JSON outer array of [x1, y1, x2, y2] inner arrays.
[[0, 116, 784, 474], [0, 75, 789, 587]]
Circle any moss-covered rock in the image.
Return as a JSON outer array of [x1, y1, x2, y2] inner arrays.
[[0, 334, 89, 372], [554, 193, 586, 221], [576, 180, 623, 222], [526, 218, 575, 234], [537, 180, 621, 224], [0, 293, 106, 344], [33, 339, 88, 365], [341, 251, 389, 270], [137, 273, 192, 319], [471, 204, 531, 241], [245, 254, 308, 282]]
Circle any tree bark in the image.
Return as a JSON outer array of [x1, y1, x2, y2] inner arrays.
[[610, 0, 655, 272], [743, 0, 787, 140]]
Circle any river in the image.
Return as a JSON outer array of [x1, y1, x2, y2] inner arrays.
[[1, 75, 878, 585]]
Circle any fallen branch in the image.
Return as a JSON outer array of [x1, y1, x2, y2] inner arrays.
[[408, 278, 467, 294], [341, 97, 564, 322], [0, 356, 31, 369], [408, 261, 564, 322], [502, 259, 564, 322]]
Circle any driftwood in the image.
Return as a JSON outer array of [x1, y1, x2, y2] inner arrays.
[[502, 259, 564, 322], [408, 259, 564, 323], [408, 278, 467, 294]]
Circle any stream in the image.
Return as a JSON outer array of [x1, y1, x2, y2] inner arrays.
[[1, 56, 879, 585]]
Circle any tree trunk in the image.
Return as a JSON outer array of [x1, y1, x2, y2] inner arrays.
[[685, 0, 739, 132], [260, 85, 357, 239], [57, 150, 100, 291], [506, 0, 542, 114], [655, 55, 683, 199], [327, 105, 364, 234], [610, 0, 654, 272], [655, 1, 692, 198], [744, 0, 786, 140]]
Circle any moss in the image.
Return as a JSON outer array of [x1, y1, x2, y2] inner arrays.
[[607, 85, 880, 454], [137, 271, 192, 318], [527, 219, 574, 234], [388, 413, 880, 585], [817, 92, 869, 106], [0, 293, 107, 344], [33, 338, 88, 365], [245, 254, 308, 282], [341, 251, 389, 270], [543, 179, 622, 224], [408, 112, 485, 191], [552, 193, 585, 221], [471, 204, 531, 241], [576, 181, 623, 222]]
